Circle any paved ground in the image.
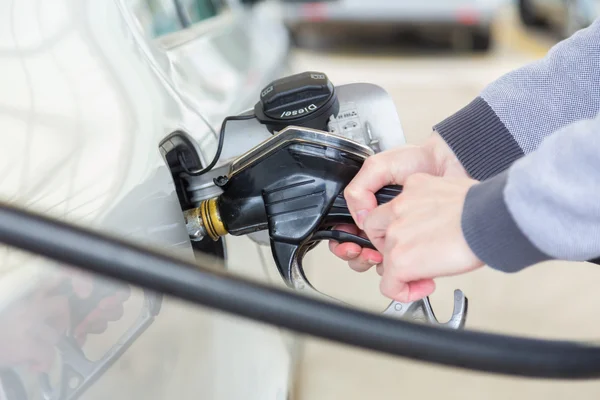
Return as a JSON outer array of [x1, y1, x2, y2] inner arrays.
[[290, 8, 600, 400]]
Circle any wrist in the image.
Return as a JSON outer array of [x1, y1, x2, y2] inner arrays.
[[424, 131, 468, 177], [433, 97, 524, 181], [462, 172, 552, 272]]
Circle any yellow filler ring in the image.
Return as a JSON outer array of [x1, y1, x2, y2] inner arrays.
[[200, 198, 227, 241]]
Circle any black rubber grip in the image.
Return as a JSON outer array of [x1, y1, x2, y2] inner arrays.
[[336, 184, 403, 208], [373, 185, 403, 205], [311, 230, 376, 250], [325, 184, 403, 226]]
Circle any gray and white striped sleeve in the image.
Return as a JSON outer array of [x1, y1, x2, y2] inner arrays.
[[431, 20, 600, 272], [463, 116, 600, 272], [434, 18, 600, 181]]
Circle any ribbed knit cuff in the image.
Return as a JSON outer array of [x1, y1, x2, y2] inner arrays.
[[462, 171, 553, 273], [434, 97, 524, 181]]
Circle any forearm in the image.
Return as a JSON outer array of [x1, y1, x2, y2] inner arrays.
[[462, 116, 600, 272], [434, 19, 600, 181]]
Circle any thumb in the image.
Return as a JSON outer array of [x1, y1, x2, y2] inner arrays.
[[344, 146, 435, 229]]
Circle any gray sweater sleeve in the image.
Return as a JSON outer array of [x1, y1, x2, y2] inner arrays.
[[434, 18, 600, 181], [462, 117, 600, 272], [432, 20, 600, 272]]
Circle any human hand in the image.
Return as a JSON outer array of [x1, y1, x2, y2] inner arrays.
[[329, 132, 468, 271], [362, 173, 483, 302], [0, 275, 70, 372], [0, 272, 130, 373], [69, 272, 130, 345]]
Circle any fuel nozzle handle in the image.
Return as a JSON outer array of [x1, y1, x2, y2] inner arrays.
[[325, 184, 403, 227], [370, 184, 404, 204], [183, 184, 404, 242], [183, 198, 228, 242]]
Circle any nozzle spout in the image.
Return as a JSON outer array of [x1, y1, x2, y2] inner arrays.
[[184, 198, 227, 241]]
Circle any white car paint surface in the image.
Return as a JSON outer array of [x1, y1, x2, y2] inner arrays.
[[0, 0, 295, 399]]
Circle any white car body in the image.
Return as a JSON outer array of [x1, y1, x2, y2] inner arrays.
[[0, 0, 295, 399]]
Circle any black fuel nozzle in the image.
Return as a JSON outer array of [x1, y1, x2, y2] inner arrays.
[[182, 126, 374, 281], [254, 71, 340, 133], [181, 126, 468, 330]]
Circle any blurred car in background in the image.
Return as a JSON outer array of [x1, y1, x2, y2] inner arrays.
[[280, 0, 507, 52], [519, 0, 600, 37]]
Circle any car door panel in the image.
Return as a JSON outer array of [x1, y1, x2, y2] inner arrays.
[[0, 0, 294, 399]]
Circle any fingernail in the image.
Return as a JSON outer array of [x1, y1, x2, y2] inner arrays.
[[367, 259, 379, 266], [346, 251, 360, 258], [356, 209, 368, 229]]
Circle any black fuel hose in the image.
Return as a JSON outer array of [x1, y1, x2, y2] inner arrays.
[[1, 202, 600, 379]]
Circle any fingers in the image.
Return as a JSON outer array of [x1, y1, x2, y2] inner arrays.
[[373, 211, 437, 302], [362, 200, 398, 251], [328, 224, 382, 272], [347, 248, 382, 273], [23, 295, 70, 372], [380, 253, 436, 302], [25, 340, 57, 373], [76, 319, 109, 344], [98, 295, 127, 320], [328, 224, 362, 260], [118, 286, 131, 302], [344, 146, 433, 229], [344, 152, 397, 229], [72, 285, 130, 344], [379, 244, 437, 303], [332, 243, 362, 259], [39, 295, 70, 336], [380, 277, 436, 303], [73, 298, 126, 345]]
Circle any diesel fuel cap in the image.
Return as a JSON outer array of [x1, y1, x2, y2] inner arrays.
[[254, 71, 339, 133]]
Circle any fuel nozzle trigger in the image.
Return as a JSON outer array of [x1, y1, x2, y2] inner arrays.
[[268, 183, 468, 330], [187, 125, 468, 330], [271, 233, 467, 329]]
